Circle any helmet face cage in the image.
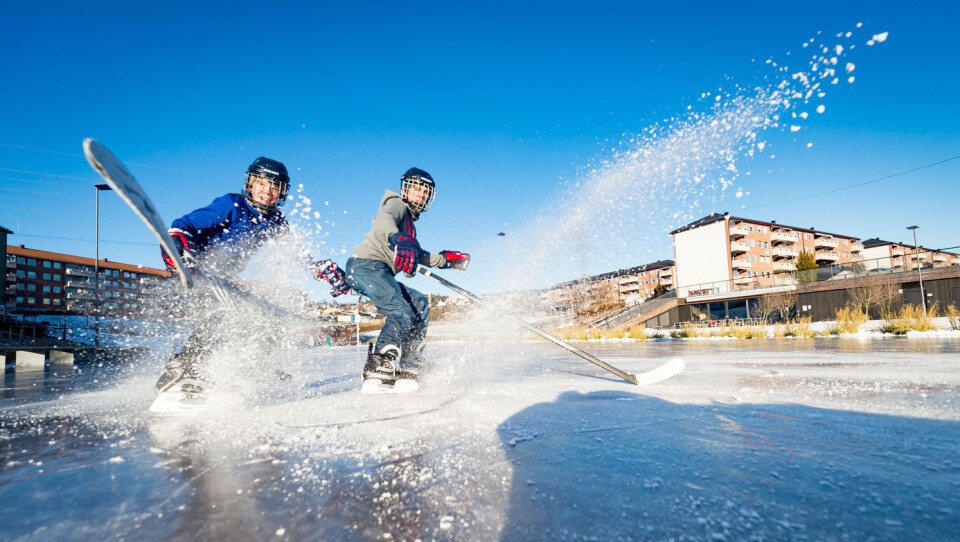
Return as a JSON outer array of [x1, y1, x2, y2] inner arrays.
[[400, 175, 436, 214], [244, 172, 289, 213]]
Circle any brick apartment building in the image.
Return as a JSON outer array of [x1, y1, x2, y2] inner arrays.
[[5, 245, 173, 316], [542, 260, 676, 308], [671, 213, 865, 297], [860, 238, 960, 271]]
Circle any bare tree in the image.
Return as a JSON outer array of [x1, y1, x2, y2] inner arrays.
[[752, 291, 798, 322], [849, 276, 901, 319]]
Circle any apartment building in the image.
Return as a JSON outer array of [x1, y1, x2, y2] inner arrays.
[[542, 260, 676, 307], [861, 238, 960, 271], [671, 213, 863, 297], [5, 245, 172, 316]]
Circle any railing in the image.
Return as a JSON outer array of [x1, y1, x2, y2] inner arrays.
[[815, 251, 839, 261], [771, 246, 799, 258], [729, 224, 749, 237], [730, 240, 750, 253], [66, 268, 95, 278], [731, 258, 752, 269], [589, 290, 678, 329], [681, 254, 958, 299], [851, 243, 864, 252]]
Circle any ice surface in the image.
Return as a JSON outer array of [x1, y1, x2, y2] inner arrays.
[[2, 336, 959, 540]]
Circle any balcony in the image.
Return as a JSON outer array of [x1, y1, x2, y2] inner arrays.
[[66, 268, 95, 278], [814, 236, 840, 249], [773, 261, 795, 272], [659, 277, 673, 286], [65, 279, 91, 288], [5, 260, 15, 269], [815, 250, 839, 262], [891, 247, 906, 256], [933, 252, 947, 262], [66, 292, 94, 301], [729, 223, 750, 238], [730, 240, 750, 254], [851, 242, 863, 253], [731, 258, 752, 270], [770, 230, 796, 244], [771, 246, 798, 259]]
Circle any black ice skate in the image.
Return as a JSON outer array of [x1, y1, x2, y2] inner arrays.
[[154, 354, 208, 397], [362, 344, 401, 381]]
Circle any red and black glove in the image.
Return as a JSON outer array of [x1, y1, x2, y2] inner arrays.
[[161, 230, 198, 273], [440, 250, 470, 271], [389, 232, 420, 276], [314, 259, 350, 297]]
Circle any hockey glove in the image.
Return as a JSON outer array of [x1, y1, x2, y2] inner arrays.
[[161, 230, 198, 273], [389, 232, 420, 276], [439, 250, 470, 271], [314, 259, 350, 297]]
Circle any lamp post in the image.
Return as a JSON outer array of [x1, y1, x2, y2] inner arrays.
[[906, 225, 926, 314], [94, 183, 112, 346]]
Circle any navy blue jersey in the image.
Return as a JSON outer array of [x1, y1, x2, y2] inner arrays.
[[170, 193, 301, 276]]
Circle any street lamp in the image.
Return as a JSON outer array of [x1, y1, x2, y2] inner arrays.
[[94, 183, 112, 346], [906, 225, 926, 314]]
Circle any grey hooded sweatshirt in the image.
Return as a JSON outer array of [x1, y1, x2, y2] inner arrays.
[[350, 190, 446, 275]]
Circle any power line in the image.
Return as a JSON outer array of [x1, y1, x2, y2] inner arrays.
[[0, 143, 230, 179], [741, 153, 960, 211]]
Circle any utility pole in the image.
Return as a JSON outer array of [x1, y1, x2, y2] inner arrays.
[[906, 225, 927, 314]]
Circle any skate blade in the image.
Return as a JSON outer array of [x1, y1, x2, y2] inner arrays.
[[149, 391, 208, 413], [149, 390, 242, 414], [360, 378, 420, 395]]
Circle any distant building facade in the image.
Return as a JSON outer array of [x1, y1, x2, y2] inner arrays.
[[4, 245, 173, 316], [542, 260, 676, 308], [860, 238, 960, 271]]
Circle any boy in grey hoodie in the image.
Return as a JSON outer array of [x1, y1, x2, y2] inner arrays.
[[344, 167, 470, 383]]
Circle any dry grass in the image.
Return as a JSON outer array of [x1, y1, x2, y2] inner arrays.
[[730, 324, 766, 339], [881, 304, 936, 334], [780, 316, 816, 338], [830, 307, 869, 335], [670, 323, 699, 338], [549, 324, 649, 341], [945, 304, 960, 331]]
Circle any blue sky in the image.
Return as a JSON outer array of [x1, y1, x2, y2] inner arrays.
[[2, 1, 958, 298]]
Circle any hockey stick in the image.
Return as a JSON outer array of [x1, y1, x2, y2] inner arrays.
[[418, 267, 684, 385]]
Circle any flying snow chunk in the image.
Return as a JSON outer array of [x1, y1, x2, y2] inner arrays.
[[806, 143, 813, 148], [848, 76, 855, 84], [108, 456, 125, 464], [873, 32, 889, 43], [790, 125, 801, 132], [817, 104, 826, 114], [845, 62, 855, 73], [735, 189, 743, 199]]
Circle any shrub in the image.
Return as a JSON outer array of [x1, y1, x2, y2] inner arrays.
[[784, 316, 815, 338], [946, 304, 960, 331], [880, 304, 936, 334], [830, 307, 868, 335]]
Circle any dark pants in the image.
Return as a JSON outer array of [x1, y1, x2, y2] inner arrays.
[[344, 257, 429, 356]]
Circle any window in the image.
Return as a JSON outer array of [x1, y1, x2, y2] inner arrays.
[[27, 297, 35, 304], [27, 284, 36, 291], [43, 273, 51, 280], [54, 262, 61, 269], [16, 296, 24, 303], [43, 285, 51, 293], [27, 258, 36, 266], [16, 270, 24, 278], [53, 274, 60, 281], [43, 261, 51, 268], [27, 271, 36, 279], [42, 298, 51, 305], [53, 287, 61, 293], [53, 299, 60, 305], [131, 273, 137, 279], [17, 257, 25, 264], [16, 283, 24, 290]]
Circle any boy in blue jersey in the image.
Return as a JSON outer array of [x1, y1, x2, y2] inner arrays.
[[155, 157, 349, 396], [345, 167, 470, 385]]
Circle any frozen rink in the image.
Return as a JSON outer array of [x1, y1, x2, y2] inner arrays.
[[2, 337, 959, 541]]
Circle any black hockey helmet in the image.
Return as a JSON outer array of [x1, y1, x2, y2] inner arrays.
[[400, 167, 435, 214], [244, 157, 290, 213]]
